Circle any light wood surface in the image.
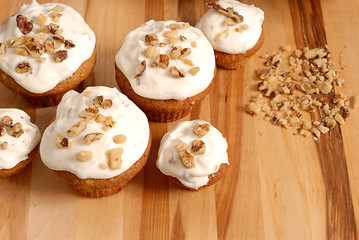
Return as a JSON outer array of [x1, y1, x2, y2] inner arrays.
[[0, 0, 358, 239]]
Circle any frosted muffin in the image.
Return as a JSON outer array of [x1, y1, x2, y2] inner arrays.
[[115, 20, 215, 122], [0, 1, 96, 106], [40, 86, 151, 197], [196, 0, 264, 69], [0, 109, 41, 177], [156, 120, 229, 190]]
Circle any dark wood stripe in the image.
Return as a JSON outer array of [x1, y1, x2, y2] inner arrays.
[[178, 0, 196, 26], [145, 0, 164, 21], [289, 0, 357, 239], [170, 202, 185, 240]]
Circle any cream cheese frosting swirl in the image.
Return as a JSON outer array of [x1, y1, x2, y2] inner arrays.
[[115, 20, 215, 100], [0, 1, 96, 93], [40, 86, 150, 179], [196, 0, 264, 54], [156, 120, 229, 189], [0, 108, 41, 169]]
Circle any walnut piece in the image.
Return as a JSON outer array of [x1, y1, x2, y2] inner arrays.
[[170, 66, 185, 78], [64, 40, 75, 49], [191, 139, 205, 155], [193, 123, 210, 138], [206, 3, 244, 23], [107, 148, 124, 170], [56, 134, 72, 149], [189, 67, 200, 76], [1, 116, 13, 126], [183, 58, 194, 67], [143, 46, 157, 58], [0, 43, 6, 60], [77, 151, 93, 162], [0, 142, 8, 150], [37, 14, 47, 27], [16, 15, 33, 35], [67, 120, 87, 137], [163, 30, 178, 38], [84, 132, 103, 145], [175, 142, 189, 151], [0, 125, 5, 136], [179, 150, 195, 168], [102, 99, 113, 109], [134, 60, 146, 78], [104, 116, 116, 128], [152, 54, 170, 69], [179, 48, 191, 60], [16, 61, 31, 74], [52, 5, 64, 12], [113, 134, 127, 144], [79, 105, 99, 118], [44, 39, 55, 53], [170, 46, 182, 59], [49, 12, 62, 23], [53, 50, 68, 62], [7, 122, 24, 138], [145, 34, 159, 46]]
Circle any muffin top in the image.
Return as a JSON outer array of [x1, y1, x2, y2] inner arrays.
[[156, 120, 229, 189], [40, 86, 150, 179], [0, 108, 41, 169], [115, 20, 215, 100], [196, 0, 264, 54], [0, 1, 96, 94]]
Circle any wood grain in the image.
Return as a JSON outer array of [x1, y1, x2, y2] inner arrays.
[[0, 0, 359, 239]]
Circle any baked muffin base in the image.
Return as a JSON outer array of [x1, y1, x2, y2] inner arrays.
[[0, 145, 38, 177], [115, 66, 215, 122], [215, 33, 264, 69], [169, 163, 229, 191], [54, 134, 152, 198], [0, 47, 97, 107]]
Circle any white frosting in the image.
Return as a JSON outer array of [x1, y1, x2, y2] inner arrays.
[[115, 20, 215, 100], [156, 120, 229, 189], [0, 1, 96, 93], [0, 109, 41, 169], [196, 0, 264, 54], [40, 86, 150, 179]]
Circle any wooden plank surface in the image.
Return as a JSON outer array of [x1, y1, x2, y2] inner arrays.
[[0, 0, 358, 239]]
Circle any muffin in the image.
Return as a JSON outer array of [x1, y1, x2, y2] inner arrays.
[[0, 108, 41, 177], [40, 86, 151, 197], [115, 20, 216, 122], [156, 120, 229, 190], [196, 0, 264, 69], [0, 1, 96, 106]]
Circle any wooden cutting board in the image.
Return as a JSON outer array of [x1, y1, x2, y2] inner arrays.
[[0, 0, 358, 239]]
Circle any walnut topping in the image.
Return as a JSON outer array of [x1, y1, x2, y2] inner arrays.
[[193, 123, 210, 138], [175, 142, 189, 151], [143, 46, 157, 58], [179, 48, 191, 60], [104, 116, 116, 128], [207, 2, 244, 23], [25, 41, 45, 58], [49, 12, 62, 23], [168, 37, 179, 44], [77, 151, 93, 162], [134, 60, 146, 78], [191, 139, 205, 155], [0, 43, 6, 60], [84, 132, 103, 145], [170, 46, 182, 59], [169, 23, 189, 30], [1, 116, 13, 126], [0, 125, 5, 137], [53, 35, 65, 49], [7, 122, 24, 138], [0, 142, 8, 150], [145, 34, 159, 46], [170, 66, 185, 78], [43, 39, 55, 53], [179, 35, 187, 41], [95, 114, 106, 123], [56, 134, 72, 149], [52, 5, 64, 12], [107, 148, 124, 170], [113, 134, 127, 144], [64, 40, 75, 49], [163, 30, 178, 38], [183, 58, 194, 66], [152, 54, 169, 69], [49, 23, 61, 34], [189, 67, 200, 76], [79, 105, 99, 119], [102, 99, 113, 109], [67, 120, 87, 137], [179, 150, 195, 168], [37, 14, 47, 27], [16, 15, 33, 35], [16, 61, 31, 74], [53, 50, 68, 62], [191, 42, 197, 49]]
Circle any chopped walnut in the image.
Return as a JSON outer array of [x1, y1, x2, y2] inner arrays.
[[25, 41, 45, 58], [179, 150, 195, 168], [16, 61, 31, 74], [53, 50, 68, 62], [334, 113, 345, 125], [189, 67, 200, 76], [0, 142, 8, 150], [193, 123, 210, 138], [191, 139, 205, 155], [16, 15, 33, 35], [183, 58, 194, 66], [104, 116, 116, 128], [0, 43, 6, 60], [175, 142, 189, 151], [49, 23, 61, 34], [7, 122, 24, 138], [179, 48, 191, 60], [143, 46, 157, 58], [43, 39, 55, 53], [134, 60, 146, 78], [247, 102, 261, 115], [95, 114, 106, 123], [84, 132, 103, 145], [0, 125, 5, 136], [168, 37, 179, 44], [191, 42, 197, 48], [77, 151, 93, 162], [37, 14, 47, 27], [113, 134, 127, 144], [107, 148, 124, 170], [170, 66, 185, 78], [163, 30, 178, 38], [170, 46, 182, 59], [179, 35, 187, 41], [52, 5, 64, 12], [207, 2, 243, 23], [67, 120, 87, 137], [1, 116, 13, 126], [93, 95, 104, 106], [64, 40, 75, 49], [53, 35, 65, 49], [79, 105, 99, 118], [49, 12, 62, 23], [152, 54, 170, 69], [145, 34, 159, 46]]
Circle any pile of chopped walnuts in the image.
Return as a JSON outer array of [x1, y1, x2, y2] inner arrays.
[[175, 123, 210, 168], [134, 22, 201, 85], [55, 93, 129, 170], [247, 46, 359, 141], [0, 115, 25, 150], [0, 5, 75, 74]]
